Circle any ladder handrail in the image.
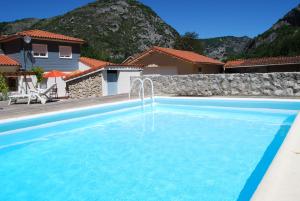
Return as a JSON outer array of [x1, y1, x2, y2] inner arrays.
[[142, 77, 154, 103], [129, 77, 154, 104]]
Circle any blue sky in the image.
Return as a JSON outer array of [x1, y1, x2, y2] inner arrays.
[[0, 0, 299, 38]]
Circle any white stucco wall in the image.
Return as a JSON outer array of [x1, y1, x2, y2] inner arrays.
[[117, 71, 141, 94], [101, 70, 141, 96], [102, 71, 108, 96], [42, 77, 66, 97]]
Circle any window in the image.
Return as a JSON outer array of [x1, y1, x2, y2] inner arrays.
[[59, 46, 72, 59], [32, 44, 48, 58], [198, 67, 202, 73]]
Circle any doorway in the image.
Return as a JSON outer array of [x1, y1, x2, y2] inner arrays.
[[107, 70, 118, 96]]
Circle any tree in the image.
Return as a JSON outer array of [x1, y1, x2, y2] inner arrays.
[[174, 32, 204, 54]]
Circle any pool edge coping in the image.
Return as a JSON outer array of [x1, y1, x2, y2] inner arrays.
[[251, 113, 300, 201], [2, 96, 300, 124], [0, 98, 143, 124]]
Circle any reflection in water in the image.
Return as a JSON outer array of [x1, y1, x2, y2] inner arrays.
[[140, 103, 156, 135]]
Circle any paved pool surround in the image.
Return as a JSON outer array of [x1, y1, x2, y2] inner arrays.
[[132, 73, 300, 97]]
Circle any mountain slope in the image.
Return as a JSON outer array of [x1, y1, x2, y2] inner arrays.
[[0, 18, 40, 34], [246, 4, 300, 58], [0, 0, 179, 63], [33, 0, 179, 62], [1, 1, 299, 62], [201, 36, 251, 60]]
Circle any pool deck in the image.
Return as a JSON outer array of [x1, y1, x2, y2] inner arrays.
[[0, 94, 129, 120], [1, 95, 300, 200], [1, 95, 299, 120]]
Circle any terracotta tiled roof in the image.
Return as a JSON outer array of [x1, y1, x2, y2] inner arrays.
[[65, 58, 142, 81], [65, 57, 113, 80], [18, 30, 84, 43], [0, 54, 20, 66], [80, 57, 111, 69], [127, 46, 224, 65], [225, 56, 300, 68], [67, 70, 81, 77], [0, 30, 84, 43]]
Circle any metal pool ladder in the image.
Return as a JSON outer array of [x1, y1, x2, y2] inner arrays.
[[129, 78, 154, 104]]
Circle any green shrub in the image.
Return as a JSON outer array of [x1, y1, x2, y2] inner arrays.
[[32, 66, 44, 85], [0, 74, 8, 100]]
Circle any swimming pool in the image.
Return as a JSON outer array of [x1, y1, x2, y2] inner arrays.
[[0, 97, 299, 201]]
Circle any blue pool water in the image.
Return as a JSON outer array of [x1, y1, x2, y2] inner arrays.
[[0, 98, 299, 201]]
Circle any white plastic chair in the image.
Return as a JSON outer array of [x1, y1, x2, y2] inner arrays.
[[30, 83, 57, 104]]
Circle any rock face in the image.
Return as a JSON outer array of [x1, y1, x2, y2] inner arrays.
[[202, 36, 251, 60], [0, 0, 179, 63], [132, 73, 300, 97], [67, 73, 102, 99], [202, 4, 300, 60]]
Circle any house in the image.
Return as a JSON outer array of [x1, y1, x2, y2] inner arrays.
[[0, 54, 27, 92], [123, 46, 224, 75], [224, 56, 300, 73], [0, 29, 85, 97], [65, 57, 142, 98]]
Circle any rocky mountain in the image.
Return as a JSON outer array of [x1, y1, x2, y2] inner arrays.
[[201, 36, 251, 61], [1, 1, 299, 62], [0, 0, 179, 62], [201, 4, 300, 60], [245, 4, 300, 58]]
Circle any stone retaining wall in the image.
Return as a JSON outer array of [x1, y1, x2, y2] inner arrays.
[[132, 73, 300, 97], [67, 73, 102, 99]]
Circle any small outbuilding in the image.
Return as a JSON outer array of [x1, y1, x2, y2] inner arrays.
[[65, 57, 142, 98]]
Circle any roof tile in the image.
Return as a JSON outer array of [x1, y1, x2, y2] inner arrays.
[[0, 55, 20, 66], [17, 30, 84, 43], [225, 56, 300, 68], [79, 57, 111, 69], [128, 46, 224, 65], [65, 57, 142, 81], [65, 57, 112, 80]]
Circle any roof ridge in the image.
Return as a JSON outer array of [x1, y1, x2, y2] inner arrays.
[[127, 46, 224, 65], [225, 55, 300, 68], [13, 29, 85, 43]]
